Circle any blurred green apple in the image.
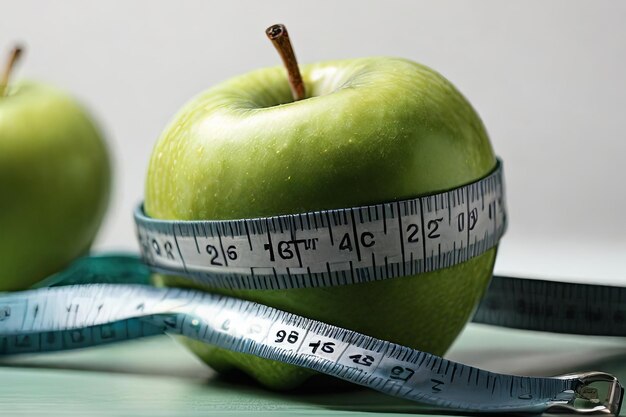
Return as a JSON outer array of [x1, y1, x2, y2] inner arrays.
[[146, 54, 496, 388], [0, 47, 111, 291]]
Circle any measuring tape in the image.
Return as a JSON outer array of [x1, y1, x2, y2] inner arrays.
[[135, 160, 506, 290], [0, 160, 623, 415]]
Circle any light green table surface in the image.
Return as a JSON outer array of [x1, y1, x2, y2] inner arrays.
[[1, 324, 625, 416]]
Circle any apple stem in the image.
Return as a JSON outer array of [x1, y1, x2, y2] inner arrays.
[[265, 24, 306, 101], [0, 45, 23, 97]]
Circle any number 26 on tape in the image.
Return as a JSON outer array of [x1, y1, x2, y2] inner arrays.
[[205, 244, 237, 266]]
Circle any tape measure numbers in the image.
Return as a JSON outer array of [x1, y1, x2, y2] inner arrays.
[[135, 160, 506, 290], [0, 158, 623, 415], [0, 278, 621, 414]]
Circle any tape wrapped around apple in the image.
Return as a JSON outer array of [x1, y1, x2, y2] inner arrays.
[[146, 25, 497, 389], [0, 46, 110, 291]]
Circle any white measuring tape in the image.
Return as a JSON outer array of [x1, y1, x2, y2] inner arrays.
[[0, 159, 623, 415], [135, 160, 506, 290]]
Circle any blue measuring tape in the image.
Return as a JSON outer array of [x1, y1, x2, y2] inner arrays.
[[0, 254, 622, 414]]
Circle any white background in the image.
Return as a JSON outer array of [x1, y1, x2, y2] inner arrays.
[[2, 0, 624, 284]]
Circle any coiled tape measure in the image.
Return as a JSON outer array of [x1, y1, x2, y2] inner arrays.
[[0, 159, 623, 415]]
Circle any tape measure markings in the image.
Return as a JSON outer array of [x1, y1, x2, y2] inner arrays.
[[0, 256, 621, 414], [475, 276, 626, 336], [0, 283, 594, 413], [135, 160, 506, 290]]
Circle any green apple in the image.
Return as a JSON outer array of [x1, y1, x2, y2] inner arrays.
[[0, 48, 111, 291], [146, 56, 496, 389]]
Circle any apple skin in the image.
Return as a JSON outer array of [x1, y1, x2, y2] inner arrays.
[[146, 57, 496, 389], [0, 81, 111, 291]]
